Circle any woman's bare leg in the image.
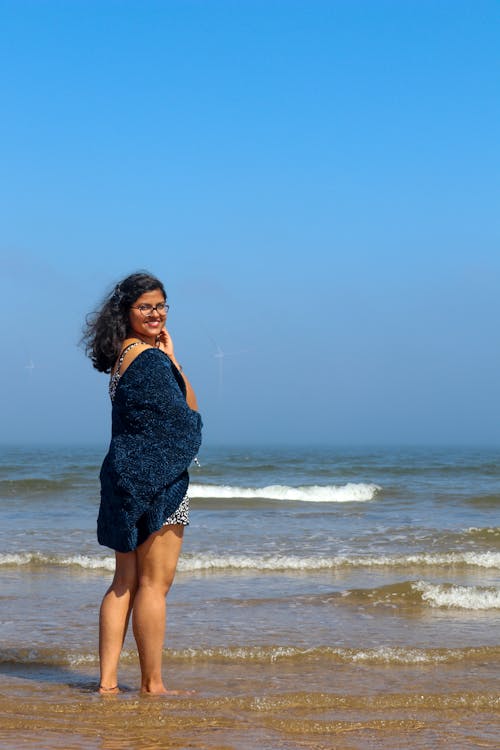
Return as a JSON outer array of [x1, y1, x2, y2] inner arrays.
[[99, 550, 138, 693], [132, 524, 184, 694]]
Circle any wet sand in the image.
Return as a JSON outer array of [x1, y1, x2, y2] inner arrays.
[[1, 651, 499, 749]]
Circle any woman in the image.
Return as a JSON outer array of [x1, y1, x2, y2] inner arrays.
[[83, 271, 202, 695]]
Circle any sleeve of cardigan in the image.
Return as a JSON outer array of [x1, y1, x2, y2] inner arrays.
[[109, 348, 202, 504]]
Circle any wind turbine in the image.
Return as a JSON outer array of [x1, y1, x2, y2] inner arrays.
[[210, 337, 227, 397], [206, 331, 249, 397]]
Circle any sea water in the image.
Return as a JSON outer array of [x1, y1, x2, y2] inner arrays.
[[0, 444, 499, 749]]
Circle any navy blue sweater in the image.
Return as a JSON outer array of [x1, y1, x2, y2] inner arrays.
[[98, 348, 202, 552]]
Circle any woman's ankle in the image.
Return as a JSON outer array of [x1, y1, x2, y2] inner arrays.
[[98, 684, 120, 694], [140, 678, 167, 694]]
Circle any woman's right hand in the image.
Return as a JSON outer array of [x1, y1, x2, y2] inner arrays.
[[157, 327, 175, 360], [157, 327, 198, 410]]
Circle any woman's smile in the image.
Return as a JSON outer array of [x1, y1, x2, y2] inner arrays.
[[128, 289, 167, 344]]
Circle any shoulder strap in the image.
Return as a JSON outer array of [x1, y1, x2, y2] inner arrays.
[[114, 342, 142, 376]]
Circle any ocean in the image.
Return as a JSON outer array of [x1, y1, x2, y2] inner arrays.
[[0, 444, 499, 749]]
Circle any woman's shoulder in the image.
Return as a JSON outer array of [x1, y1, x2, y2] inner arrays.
[[115, 346, 181, 406], [113, 339, 156, 378]]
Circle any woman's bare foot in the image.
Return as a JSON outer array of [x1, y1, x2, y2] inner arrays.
[[98, 684, 120, 695]]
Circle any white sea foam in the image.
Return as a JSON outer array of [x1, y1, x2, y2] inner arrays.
[[3, 644, 497, 667], [1, 550, 499, 572], [0, 552, 115, 571], [189, 482, 381, 502], [169, 645, 487, 665], [413, 581, 500, 610], [177, 551, 500, 572], [349, 647, 451, 664], [395, 551, 500, 569], [59, 554, 115, 571]]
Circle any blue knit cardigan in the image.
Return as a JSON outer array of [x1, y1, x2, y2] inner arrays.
[[98, 348, 202, 552]]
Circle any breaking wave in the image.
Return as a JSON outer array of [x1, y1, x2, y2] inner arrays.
[[2, 550, 499, 573], [413, 581, 500, 610], [189, 482, 381, 502], [1, 644, 498, 667]]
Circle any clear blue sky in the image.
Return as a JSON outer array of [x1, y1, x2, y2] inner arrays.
[[1, 0, 498, 446]]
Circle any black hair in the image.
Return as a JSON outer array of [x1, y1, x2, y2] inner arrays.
[[82, 271, 167, 373]]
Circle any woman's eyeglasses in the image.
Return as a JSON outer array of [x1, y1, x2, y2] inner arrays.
[[131, 303, 169, 316]]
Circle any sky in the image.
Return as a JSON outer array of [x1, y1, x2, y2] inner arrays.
[[1, 0, 499, 447]]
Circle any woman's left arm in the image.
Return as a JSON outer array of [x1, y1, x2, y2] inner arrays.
[[171, 365, 198, 411], [157, 327, 199, 411]]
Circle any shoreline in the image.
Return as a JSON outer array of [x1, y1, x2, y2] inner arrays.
[[1, 658, 498, 750]]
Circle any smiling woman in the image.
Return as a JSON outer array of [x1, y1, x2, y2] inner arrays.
[[81, 271, 202, 696]]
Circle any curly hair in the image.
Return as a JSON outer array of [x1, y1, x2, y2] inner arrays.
[[82, 271, 167, 373]]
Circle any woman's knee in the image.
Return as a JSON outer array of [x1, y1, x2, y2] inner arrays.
[[137, 569, 176, 596], [111, 572, 138, 594]]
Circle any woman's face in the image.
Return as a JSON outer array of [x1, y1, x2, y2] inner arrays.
[[128, 288, 168, 343]]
